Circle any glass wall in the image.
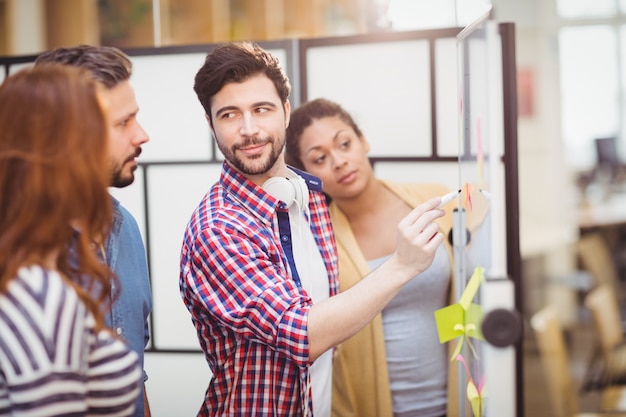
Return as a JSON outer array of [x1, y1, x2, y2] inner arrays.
[[557, 0, 626, 169]]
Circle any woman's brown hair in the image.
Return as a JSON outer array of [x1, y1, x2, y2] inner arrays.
[[0, 64, 114, 329]]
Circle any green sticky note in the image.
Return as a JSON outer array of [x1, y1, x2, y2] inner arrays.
[[459, 266, 485, 310], [467, 380, 484, 417], [434, 304, 466, 343], [465, 303, 484, 340]]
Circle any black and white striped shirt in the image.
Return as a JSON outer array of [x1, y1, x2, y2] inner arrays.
[[0, 265, 141, 417]]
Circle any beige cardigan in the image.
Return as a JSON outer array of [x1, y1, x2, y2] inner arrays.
[[330, 180, 460, 417]]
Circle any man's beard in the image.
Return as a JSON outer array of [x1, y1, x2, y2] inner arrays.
[[110, 167, 135, 188], [110, 149, 141, 188], [218, 136, 284, 176]]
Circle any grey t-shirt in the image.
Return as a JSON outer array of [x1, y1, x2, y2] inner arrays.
[[369, 243, 450, 417]]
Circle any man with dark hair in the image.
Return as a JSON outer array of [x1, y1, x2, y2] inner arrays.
[[36, 45, 152, 417], [180, 41, 446, 416]]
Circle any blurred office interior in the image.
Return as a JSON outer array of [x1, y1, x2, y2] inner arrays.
[[2, 0, 626, 415]]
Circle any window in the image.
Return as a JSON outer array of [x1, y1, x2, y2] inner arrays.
[[557, 0, 626, 169], [386, 0, 492, 30], [557, 0, 615, 18], [559, 26, 619, 167]]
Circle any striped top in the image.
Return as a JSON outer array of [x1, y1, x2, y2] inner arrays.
[[0, 265, 141, 417]]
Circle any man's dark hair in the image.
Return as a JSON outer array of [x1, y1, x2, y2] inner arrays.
[[35, 45, 132, 89], [194, 42, 291, 122]]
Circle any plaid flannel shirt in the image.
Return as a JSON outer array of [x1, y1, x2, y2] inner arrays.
[[180, 162, 338, 416]]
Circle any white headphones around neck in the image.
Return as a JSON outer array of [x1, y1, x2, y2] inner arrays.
[[262, 170, 309, 209]]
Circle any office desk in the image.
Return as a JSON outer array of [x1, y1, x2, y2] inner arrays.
[[578, 192, 626, 281], [578, 193, 626, 231]]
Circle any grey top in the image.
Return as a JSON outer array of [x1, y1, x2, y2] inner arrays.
[[369, 243, 450, 417]]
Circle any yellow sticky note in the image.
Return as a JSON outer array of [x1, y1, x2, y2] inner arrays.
[[434, 304, 465, 343], [465, 303, 484, 340], [459, 266, 484, 310], [467, 380, 484, 417]]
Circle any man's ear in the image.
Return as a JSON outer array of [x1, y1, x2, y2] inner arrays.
[[205, 114, 216, 137], [284, 100, 291, 128]]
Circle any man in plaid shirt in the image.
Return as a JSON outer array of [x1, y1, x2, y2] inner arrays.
[[179, 42, 447, 417]]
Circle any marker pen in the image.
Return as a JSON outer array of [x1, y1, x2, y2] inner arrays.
[[437, 189, 461, 208]]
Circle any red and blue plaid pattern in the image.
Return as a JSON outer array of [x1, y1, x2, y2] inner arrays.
[[180, 162, 338, 416]]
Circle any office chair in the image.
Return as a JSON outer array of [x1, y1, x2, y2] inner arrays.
[[531, 305, 626, 416], [584, 284, 626, 386], [577, 233, 624, 305]]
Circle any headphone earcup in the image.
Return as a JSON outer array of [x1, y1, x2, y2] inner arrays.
[[263, 177, 295, 206], [262, 174, 309, 208], [290, 174, 309, 208]]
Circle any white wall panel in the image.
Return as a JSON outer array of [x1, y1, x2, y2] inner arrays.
[[306, 40, 432, 157], [374, 161, 459, 190], [435, 37, 462, 156], [146, 163, 221, 350], [144, 352, 210, 416], [131, 53, 211, 162]]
